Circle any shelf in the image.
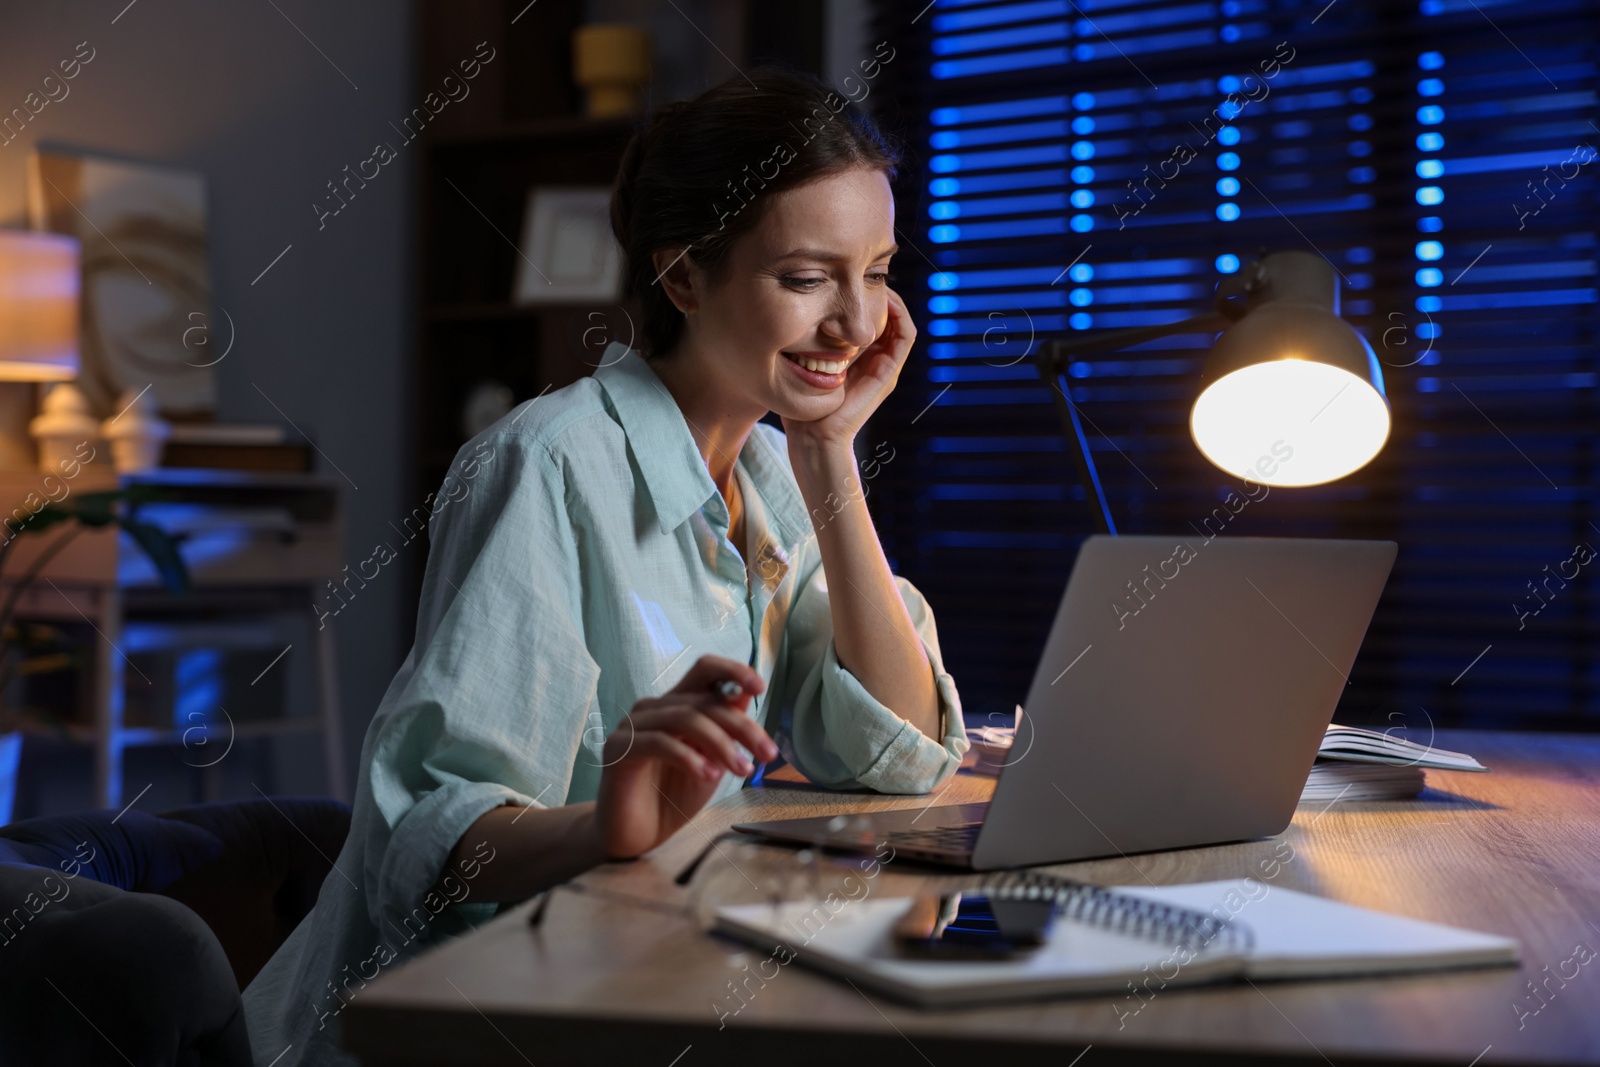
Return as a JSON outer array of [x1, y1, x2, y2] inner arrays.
[[425, 114, 636, 148], [425, 302, 546, 323], [116, 718, 324, 747], [0, 716, 322, 747], [425, 300, 629, 322]]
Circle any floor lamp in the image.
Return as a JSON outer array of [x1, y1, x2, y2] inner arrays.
[[1034, 250, 1392, 535]]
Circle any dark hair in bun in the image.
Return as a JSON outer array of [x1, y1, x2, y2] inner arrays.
[[609, 64, 902, 359]]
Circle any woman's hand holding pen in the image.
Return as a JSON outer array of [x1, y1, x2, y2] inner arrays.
[[439, 655, 768, 901], [595, 654, 777, 860]]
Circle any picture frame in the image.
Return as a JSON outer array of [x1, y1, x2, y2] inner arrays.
[[512, 186, 623, 305], [27, 149, 217, 417]]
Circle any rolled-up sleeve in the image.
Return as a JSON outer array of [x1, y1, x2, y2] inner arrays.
[[778, 566, 968, 794], [362, 430, 601, 936]]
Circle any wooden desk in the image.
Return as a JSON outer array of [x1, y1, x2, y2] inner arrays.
[[344, 730, 1600, 1066]]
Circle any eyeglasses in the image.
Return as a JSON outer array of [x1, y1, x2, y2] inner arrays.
[[532, 823, 1250, 960], [529, 819, 901, 933], [684, 836, 896, 932]]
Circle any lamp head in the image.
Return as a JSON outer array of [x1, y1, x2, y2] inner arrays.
[[1190, 251, 1389, 487]]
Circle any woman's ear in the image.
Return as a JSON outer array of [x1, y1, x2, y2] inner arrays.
[[651, 246, 697, 314]]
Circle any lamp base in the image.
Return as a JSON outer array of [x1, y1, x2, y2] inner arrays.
[[0, 384, 37, 471]]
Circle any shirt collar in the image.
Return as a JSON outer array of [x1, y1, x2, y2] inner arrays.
[[594, 344, 718, 535], [735, 424, 812, 552], [592, 344, 814, 551]]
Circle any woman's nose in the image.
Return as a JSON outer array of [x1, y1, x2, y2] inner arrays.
[[825, 281, 882, 348]]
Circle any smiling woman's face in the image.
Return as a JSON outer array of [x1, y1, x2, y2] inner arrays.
[[657, 165, 898, 423]]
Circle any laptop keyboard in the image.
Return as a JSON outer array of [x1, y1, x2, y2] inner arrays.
[[883, 823, 983, 852]]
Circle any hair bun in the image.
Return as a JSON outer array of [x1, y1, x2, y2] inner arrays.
[[613, 101, 691, 249], [651, 99, 688, 123]]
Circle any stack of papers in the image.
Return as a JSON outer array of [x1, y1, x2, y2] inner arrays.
[[967, 705, 1026, 775], [1302, 761, 1426, 802]]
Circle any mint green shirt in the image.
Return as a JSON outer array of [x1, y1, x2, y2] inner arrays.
[[244, 344, 968, 1066]]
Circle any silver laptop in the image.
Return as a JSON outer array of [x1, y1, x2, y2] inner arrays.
[[734, 535, 1398, 870]]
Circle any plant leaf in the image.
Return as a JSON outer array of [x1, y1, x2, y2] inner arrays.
[[11, 505, 81, 535], [118, 517, 190, 593]]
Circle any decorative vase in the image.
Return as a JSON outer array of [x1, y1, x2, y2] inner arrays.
[[573, 24, 652, 119], [461, 380, 515, 439], [99, 386, 170, 473], [28, 382, 101, 473]]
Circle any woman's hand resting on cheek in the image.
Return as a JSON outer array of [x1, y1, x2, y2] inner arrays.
[[595, 654, 775, 859], [781, 286, 916, 455]]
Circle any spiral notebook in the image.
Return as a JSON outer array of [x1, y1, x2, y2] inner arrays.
[[712, 871, 1518, 1007]]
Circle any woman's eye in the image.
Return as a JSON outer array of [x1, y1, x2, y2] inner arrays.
[[781, 271, 893, 291]]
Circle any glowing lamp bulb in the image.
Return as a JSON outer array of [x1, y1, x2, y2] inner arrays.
[[1190, 358, 1390, 486]]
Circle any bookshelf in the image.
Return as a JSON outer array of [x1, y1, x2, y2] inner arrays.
[[409, 0, 826, 608], [411, 0, 641, 605]]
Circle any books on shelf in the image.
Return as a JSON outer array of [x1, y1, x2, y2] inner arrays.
[[166, 423, 290, 446], [161, 422, 312, 472], [712, 871, 1518, 1008], [962, 716, 1488, 802]]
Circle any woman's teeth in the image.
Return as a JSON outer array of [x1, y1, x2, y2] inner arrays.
[[787, 353, 846, 374]]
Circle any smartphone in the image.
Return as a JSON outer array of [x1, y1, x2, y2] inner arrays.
[[890, 891, 1059, 959]]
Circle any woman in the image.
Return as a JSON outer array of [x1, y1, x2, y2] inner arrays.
[[244, 65, 968, 1066]]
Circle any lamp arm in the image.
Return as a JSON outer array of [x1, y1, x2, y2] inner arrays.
[[1036, 311, 1231, 377], [1038, 359, 1118, 536], [1032, 310, 1231, 536]]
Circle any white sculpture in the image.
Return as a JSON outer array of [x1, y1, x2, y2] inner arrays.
[[29, 381, 102, 474], [100, 386, 170, 473]]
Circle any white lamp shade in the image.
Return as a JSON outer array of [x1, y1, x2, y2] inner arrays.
[[1190, 256, 1390, 487], [1192, 358, 1391, 486], [0, 231, 80, 382]]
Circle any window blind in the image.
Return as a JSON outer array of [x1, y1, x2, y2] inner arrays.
[[865, 0, 1598, 730]]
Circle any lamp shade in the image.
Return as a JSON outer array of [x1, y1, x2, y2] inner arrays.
[[1190, 251, 1389, 487], [0, 231, 80, 382]]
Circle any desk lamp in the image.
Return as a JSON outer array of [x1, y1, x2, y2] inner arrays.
[[0, 231, 81, 470], [1034, 250, 1390, 534]]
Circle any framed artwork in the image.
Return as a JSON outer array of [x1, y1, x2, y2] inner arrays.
[[27, 149, 216, 417], [512, 186, 623, 305]]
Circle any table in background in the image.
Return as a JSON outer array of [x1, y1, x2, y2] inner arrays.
[[345, 730, 1600, 1066], [0, 467, 348, 806]]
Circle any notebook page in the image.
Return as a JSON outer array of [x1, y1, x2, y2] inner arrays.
[[1112, 879, 1518, 979]]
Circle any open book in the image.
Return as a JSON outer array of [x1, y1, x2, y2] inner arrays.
[[713, 874, 1517, 1008], [1303, 724, 1488, 801], [1318, 724, 1487, 771]]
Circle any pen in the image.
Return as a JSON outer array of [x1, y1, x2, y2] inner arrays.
[[712, 677, 765, 782]]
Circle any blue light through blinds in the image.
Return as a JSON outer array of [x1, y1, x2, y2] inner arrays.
[[867, 0, 1600, 729]]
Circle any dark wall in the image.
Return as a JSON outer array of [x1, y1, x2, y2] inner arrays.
[[0, 0, 416, 797]]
